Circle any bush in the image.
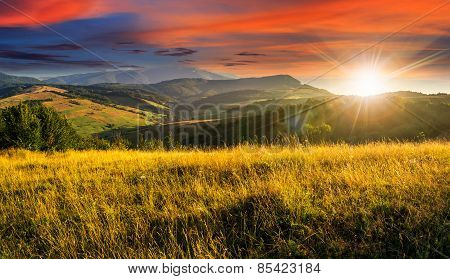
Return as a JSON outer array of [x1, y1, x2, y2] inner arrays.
[[0, 103, 80, 151], [80, 136, 111, 150], [138, 138, 164, 151], [111, 133, 132, 150], [303, 122, 332, 143]]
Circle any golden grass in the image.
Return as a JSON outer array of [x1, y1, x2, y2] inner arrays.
[[0, 142, 449, 258]]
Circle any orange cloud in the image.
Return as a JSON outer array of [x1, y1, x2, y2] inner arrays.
[[123, 0, 448, 81], [0, 0, 103, 26], [0, 0, 448, 90], [134, 0, 449, 45]]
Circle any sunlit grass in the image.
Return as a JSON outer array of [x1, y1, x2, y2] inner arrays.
[[0, 142, 448, 258]]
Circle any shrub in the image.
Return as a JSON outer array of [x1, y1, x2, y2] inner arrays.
[[0, 103, 80, 151], [111, 134, 132, 150], [138, 138, 164, 150], [80, 136, 111, 150], [303, 122, 332, 143]]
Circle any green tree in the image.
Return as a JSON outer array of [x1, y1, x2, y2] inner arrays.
[[0, 103, 80, 151], [304, 122, 332, 143]]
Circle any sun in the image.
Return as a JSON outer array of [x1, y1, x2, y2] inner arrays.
[[352, 68, 386, 96]]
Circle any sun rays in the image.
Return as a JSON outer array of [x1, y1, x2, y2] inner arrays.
[[351, 67, 386, 96]]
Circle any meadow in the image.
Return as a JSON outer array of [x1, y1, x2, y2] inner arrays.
[[0, 86, 149, 136], [0, 142, 448, 258]]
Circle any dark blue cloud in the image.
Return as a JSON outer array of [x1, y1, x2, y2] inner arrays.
[[31, 44, 82, 51], [235, 52, 266, 56], [155, 48, 197, 57], [0, 50, 68, 61], [112, 48, 147, 54]]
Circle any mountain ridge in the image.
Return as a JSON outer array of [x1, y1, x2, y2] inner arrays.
[[145, 75, 302, 102], [45, 66, 234, 85], [0, 72, 41, 85]]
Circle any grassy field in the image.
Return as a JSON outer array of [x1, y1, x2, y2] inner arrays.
[[0, 142, 448, 258], [0, 86, 148, 135]]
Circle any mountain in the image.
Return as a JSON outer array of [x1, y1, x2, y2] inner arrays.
[[146, 75, 302, 102], [380, 91, 447, 98], [45, 66, 233, 85], [0, 72, 41, 86], [193, 84, 332, 105], [0, 74, 307, 135]]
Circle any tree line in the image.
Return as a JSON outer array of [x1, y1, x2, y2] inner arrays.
[[1, 102, 445, 152]]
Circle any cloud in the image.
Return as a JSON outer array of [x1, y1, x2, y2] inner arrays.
[[223, 62, 248, 67], [0, 60, 42, 71], [0, 50, 68, 61], [154, 48, 197, 57], [116, 41, 135, 45], [0, 0, 103, 27], [128, 49, 147, 54], [235, 60, 258, 63], [64, 60, 113, 67], [31, 43, 82, 50], [118, 64, 145, 69], [0, 0, 448, 92], [113, 48, 147, 54], [235, 52, 266, 56], [0, 49, 113, 67], [178, 59, 196, 63]]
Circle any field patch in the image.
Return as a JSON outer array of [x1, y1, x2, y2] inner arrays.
[[0, 86, 149, 135]]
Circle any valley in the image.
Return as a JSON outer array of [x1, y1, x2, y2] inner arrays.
[[0, 71, 448, 144]]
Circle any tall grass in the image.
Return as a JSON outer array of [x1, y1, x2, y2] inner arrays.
[[0, 142, 448, 258]]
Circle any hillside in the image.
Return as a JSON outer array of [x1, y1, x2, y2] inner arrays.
[[0, 86, 154, 135], [194, 84, 331, 105], [0, 72, 41, 87], [57, 84, 174, 113], [147, 75, 302, 102], [45, 66, 232, 85], [124, 91, 449, 146]]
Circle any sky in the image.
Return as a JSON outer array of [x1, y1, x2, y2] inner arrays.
[[0, 0, 449, 94]]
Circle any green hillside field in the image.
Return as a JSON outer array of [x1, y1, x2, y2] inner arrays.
[[0, 86, 160, 136]]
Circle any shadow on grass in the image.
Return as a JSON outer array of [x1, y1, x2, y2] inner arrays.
[[0, 192, 448, 258], [120, 193, 449, 259]]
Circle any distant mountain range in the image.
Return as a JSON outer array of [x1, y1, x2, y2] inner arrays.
[[88, 75, 305, 104], [146, 75, 301, 100], [1, 70, 311, 104], [0, 72, 317, 134], [0, 72, 41, 85], [45, 66, 234, 85]]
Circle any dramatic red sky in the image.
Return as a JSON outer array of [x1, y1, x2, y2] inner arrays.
[[0, 0, 449, 93]]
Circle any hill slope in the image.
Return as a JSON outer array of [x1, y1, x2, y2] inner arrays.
[[194, 84, 331, 105], [126, 91, 449, 146], [57, 84, 174, 113], [0, 86, 159, 135], [147, 75, 302, 102], [0, 72, 41, 86]]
